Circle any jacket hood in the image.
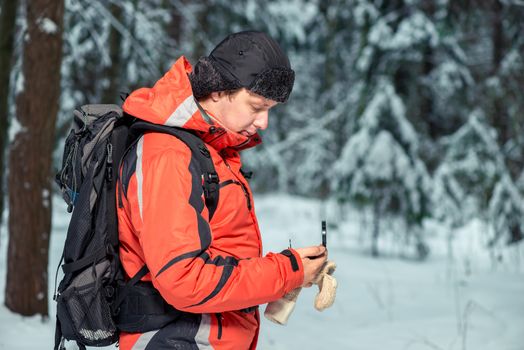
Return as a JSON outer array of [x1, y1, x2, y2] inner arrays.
[[122, 56, 262, 153]]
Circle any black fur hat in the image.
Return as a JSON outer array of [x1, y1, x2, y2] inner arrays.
[[190, 31, 295, 103]]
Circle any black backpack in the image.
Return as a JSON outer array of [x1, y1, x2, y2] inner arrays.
[[53, 104, 220, 350]]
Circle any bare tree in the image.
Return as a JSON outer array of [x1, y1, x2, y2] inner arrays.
[[0, 0, 19, 241], [5, 0, 64, 316]]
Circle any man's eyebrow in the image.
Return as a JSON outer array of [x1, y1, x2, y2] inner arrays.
[[251, 100, 271, 108]]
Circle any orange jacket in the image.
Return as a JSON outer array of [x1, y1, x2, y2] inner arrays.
[[116, 56, 304, 350]]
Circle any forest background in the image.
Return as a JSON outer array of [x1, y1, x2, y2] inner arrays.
[[0, 0, 523, 326]]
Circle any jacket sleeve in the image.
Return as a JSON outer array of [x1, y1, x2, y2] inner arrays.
[[135, 145, 304, 313]]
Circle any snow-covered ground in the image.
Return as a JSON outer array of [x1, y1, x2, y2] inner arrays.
[[1, 194, 523, 350]]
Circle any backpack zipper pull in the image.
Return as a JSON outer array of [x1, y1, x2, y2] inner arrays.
[[106, 143, 113, 183]]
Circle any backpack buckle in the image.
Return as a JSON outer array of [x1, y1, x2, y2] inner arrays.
[[199, 145, 211, 158], [204, 172, 219, 184]]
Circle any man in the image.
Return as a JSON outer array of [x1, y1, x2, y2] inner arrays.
[[117, 31, 328, 350]]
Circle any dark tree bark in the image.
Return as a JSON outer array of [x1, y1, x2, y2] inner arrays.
[[167, 0, 184, 45], [5, 0, 64, 316], [0, 0, 19, 241], [191, 0, 210, 61], [101, 2, 123, 104]]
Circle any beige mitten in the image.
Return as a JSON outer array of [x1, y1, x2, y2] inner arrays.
[[313, 260, 337, 311], [264, 287, 302, 325]]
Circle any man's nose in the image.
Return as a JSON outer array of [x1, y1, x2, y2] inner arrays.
[[254, 111, 269, 130]]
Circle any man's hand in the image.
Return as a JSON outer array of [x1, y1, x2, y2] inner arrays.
[[294, 245, 328, 288]]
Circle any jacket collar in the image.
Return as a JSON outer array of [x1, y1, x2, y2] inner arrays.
[[122, 56, 262, 153]]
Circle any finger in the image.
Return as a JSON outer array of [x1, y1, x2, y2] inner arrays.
[[297, 245, 326, 258], [309, 251, 328, 262], [305, 245, 326, 256]]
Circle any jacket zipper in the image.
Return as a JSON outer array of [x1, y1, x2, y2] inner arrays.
[[215, 313, 223, 340]]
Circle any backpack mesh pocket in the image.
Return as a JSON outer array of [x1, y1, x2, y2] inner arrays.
[[56, 261, 118, 346]]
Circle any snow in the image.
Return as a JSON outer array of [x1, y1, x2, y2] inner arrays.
[[367, 11, 438, 51], [391, 12, 439, 49], [369, 18, 393, 47], [8, 116, 27, 143], [353, 2, 379, 27], [15, 72, 24, 96], [359, 79, 419, 151], [501, 49, 523, 75], [42, 189, 51, 208], [356, 46, 374, 73], [430, 60, 474, 100], [1, 194, 523, 349], [37, 17, 58, 34], [265, 0, 317, 44], [366, 131, 411, 180]]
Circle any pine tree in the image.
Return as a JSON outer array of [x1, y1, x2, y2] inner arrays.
[[488, 174, 524, 245], [433, 112, 505, 224], [333, 79, 431, 257]]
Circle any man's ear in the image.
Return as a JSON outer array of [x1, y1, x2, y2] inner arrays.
[[210, 91, 221, 102]]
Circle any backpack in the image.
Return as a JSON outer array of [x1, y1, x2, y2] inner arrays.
[[53, 104, 220, 350]]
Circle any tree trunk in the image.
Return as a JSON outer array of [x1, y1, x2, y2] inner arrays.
[[371, 199, 380, 257], [192, 0, 210, 61], [101, 2, 123, 104], [0, 0, 19, 241], [167, 0, 184, 45], [419, 2, 438, 140], [5, 0, 64, 316]]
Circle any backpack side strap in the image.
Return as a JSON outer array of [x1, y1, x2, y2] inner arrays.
[[61, 246, 106, 274], [113, 264, 149, 312], [112, 264, 183, 333]]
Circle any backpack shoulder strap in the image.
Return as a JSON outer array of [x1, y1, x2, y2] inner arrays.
[[129, 121, 220, 221]]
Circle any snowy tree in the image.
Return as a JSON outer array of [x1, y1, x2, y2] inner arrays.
[[333, 79, 431, 258], [517, 171, 524, 194], [488, 175, 524, 246], [325, 0, 449, 257], [488, 30, 524, 180], [433, 109, 523, 246], [55, 0, 183, 169], [441, 1, 524, 179], [432, 163, 464, 230], [60, 0, 178, 106], [433, 112, 505, 224]]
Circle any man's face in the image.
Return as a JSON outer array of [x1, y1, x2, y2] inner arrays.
[[208, 88, 278, 137]]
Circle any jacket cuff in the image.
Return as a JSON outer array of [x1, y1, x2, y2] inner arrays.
[[278, 248, 304, 293]]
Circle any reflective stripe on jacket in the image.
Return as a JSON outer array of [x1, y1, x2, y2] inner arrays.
[[117, 56, 304, 350]]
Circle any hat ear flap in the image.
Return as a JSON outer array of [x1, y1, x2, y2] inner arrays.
[[189, 57, 242, 100], [249, 68, 295, 103]]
